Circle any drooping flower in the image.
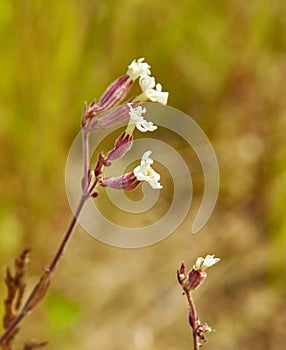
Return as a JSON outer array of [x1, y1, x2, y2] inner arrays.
[[125, 103, 157, 135], [99, 150, 162, 191], [133, 151, 162, 189], [139, 75, 169, 105], [127, 58, 151, 81], [139, 75, 156, 91]]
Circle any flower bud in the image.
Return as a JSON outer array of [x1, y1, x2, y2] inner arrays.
[[186, 268, 207, 291], [88, 103, 131, 131], [177, 255, 220, 292], [94, 153, 110, 177], [85, 76, 133, 122], [177, 262, 187, 285], [99, 172, 140, 191], [107, 132, 133, 161]]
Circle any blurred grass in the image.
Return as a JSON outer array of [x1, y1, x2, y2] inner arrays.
[[1, 0, 286, 349]]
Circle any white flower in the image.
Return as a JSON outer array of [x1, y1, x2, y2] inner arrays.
[[139, 75, 156, 91], [147, 83, 169, 105], [127, 58, 151, 81], [194, 255, 220, 270], [127, 103, 157, 133], [139, 75, 169, 105], [133, 151, 162, 189]]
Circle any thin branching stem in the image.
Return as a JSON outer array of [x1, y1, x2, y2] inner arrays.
[[0, 195, 88, 346]]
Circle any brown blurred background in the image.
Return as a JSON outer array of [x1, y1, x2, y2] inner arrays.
[[1, 1, 286, 349]]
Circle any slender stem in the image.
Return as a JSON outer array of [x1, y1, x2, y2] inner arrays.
[[0, 195, 88, 346], [49, 195, 87, 273], [82, 128, 90, 194], [186, 291, 199, 350], [0, 312, 25, 346], [1, 104, 94, 347], [193, 330, 199, 350]]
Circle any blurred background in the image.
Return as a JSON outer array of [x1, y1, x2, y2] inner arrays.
[[1, 0, 286, 349]]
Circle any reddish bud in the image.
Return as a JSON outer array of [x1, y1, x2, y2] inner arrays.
[[177, 262, 187, 285], [94, 153, 110, 177], [99, 172, 140, 191], [86, 75, 133, 119], [186, 268, 207, 291], [107, 132, 133, 161], [88, 103, 131, 131]]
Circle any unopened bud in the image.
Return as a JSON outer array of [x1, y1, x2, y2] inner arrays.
[[88, 103, 131, 131], [94, 153, 110, 177], [186, 268, 207, 291], [177, 262, 187, 285], [96, 75, 132, 112], [107, 132, 133, 161], [99, 172, 140, 191], [85, 76, 133, 122]]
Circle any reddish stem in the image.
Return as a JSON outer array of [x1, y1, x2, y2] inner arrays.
[[186, 291, 199, 350], [82, 128, 90, 194], [0, 195, 88, 346]]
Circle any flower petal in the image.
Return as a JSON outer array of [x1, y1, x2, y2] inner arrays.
[[127, 58, 151, 81]]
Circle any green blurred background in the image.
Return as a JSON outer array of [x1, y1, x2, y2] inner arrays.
[[1, 0, 286, 349]]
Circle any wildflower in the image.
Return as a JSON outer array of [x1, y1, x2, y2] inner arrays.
[[83, 56, 152, 124], [139, 75, 156, 91], [177, 255, 220, 292], [125, 103, 157, 135], [139, 75, 169, 105], [100, 151, 162, 191], [126, 58, 151, 81], [133, 151, 162, 189]]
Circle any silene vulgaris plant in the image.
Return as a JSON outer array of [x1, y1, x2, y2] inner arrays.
[[177, 255, 220, 350], [0, 58, 220, 350]]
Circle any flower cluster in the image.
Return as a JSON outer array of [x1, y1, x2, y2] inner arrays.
[[82, 58, 168, 131], [0, 58, 168, 348], [82, 58, 166, 196], [127, 58, 168, 105]]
